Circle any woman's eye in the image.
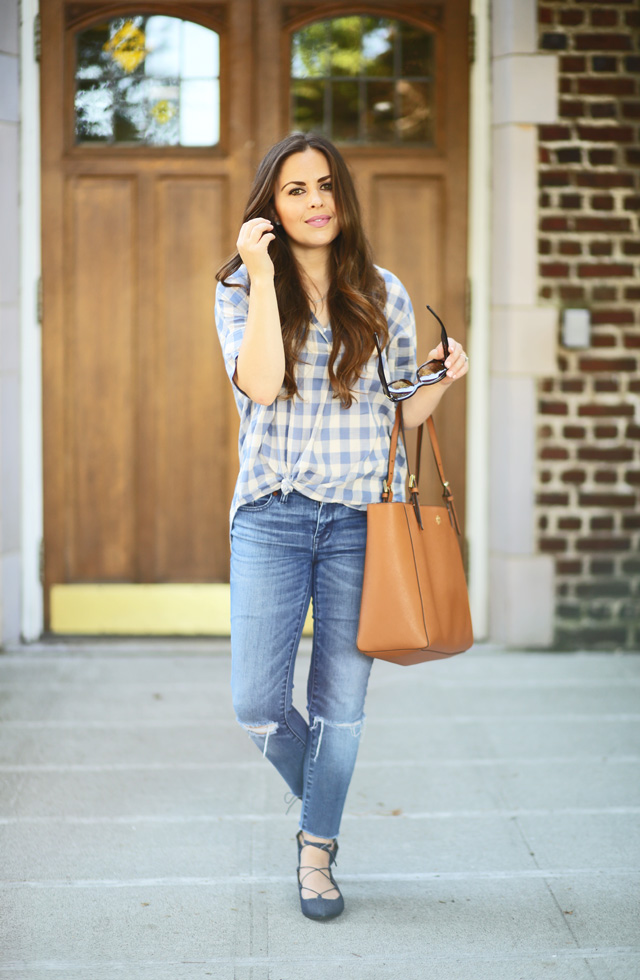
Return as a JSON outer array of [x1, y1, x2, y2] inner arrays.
[[321, 182, 333, 191], [288, 187, 304, 196]]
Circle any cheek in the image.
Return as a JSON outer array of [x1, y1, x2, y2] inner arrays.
[[274, 199, 296, 228]]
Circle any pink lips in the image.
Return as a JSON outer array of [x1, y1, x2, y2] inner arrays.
[[306, 216, 331, 227]]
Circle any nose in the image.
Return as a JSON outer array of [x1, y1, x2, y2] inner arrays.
[[308, 187, 323, 207]]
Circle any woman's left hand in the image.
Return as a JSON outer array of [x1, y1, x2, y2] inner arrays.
[[427, 337, 469, 384]]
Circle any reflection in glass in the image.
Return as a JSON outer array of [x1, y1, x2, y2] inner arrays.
[[398, 81, 432, 143], [361, 18, 394, 77], [332, 81, 360, 141], [291, 23, 329, 78], [290, 15, 434, 145], [365, 81, 395, 141], [181, 80, 218, 145], [400, 22, 434, 77], [75, 15, 220, 146], [329, 18, 362, 77], [291, 79, 325, 132]]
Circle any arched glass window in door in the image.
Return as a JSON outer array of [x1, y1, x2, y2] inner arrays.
[[75, 15, 220, 146], [291, 16, 435, 144]]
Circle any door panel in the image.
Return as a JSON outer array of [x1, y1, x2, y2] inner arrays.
[[371, 175, 444, 317], [155, 177, 229, 580], [68, 176, 137, 581]]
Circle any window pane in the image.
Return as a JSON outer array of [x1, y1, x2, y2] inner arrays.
[[291, 79, 325, 132], [332, 80, 360, 140], [291, 23, 329, 77], [76, 82, 113, 140], [400, 22, 434, 77], [365, 81, 395, 141], [144, 16, 180, 76], [329, 18, 363, 77], [181, 79, 219, 145], [361, 17, 394, 77], [74, 15, 220, 146], [397, 81, 433, 143], [182, 21, 219, 78], [290, 16, 435, 145]]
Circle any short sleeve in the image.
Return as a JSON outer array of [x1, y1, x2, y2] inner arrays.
[[214, 270, 250, 387], [382, 271, 418, 381]]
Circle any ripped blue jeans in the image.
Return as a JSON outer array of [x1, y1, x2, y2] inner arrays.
[[230, 490, 373, 839]]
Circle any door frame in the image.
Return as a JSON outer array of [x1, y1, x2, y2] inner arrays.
[[20, 0, 493, 641]]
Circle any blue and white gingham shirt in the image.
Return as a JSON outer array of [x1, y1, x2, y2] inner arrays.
[[215, 265, 417, 528]]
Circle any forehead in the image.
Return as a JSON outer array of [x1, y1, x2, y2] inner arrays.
[[277, 148, 331, 185]]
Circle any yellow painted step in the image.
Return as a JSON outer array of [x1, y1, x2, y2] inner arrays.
[[51, 584, 314, 636]]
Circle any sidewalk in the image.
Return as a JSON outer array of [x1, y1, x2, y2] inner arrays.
[[0, 640, 638, 980]]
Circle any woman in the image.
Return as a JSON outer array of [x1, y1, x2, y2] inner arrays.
[[215, 132, 468, 921]]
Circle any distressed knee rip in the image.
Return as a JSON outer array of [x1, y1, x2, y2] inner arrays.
[[238, 720, 279, 756], [310, 715, 365, 761]]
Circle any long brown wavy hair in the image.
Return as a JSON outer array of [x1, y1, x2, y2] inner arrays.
[[216, 133, 388, 408]]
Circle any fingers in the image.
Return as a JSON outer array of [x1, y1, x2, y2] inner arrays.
[[237, 217, 274, 251], [237, 217, 276, 279], [426, 338, 469, 382], [443, 337, 469, 381]]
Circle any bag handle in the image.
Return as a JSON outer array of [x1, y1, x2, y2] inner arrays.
[[383, 405, 461, 535]]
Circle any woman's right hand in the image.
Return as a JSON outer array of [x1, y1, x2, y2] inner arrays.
[[236, 217, 276, 281]]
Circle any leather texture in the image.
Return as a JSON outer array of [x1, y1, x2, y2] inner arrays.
[[357, 406, 473, 666]]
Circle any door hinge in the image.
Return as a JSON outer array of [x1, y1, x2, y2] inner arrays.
[[34, 13, 41, 63], [468, 13, 476, 65], [36, 276, 43, 324], [39, 539, 45, 585], [464, 278, 472, 327]]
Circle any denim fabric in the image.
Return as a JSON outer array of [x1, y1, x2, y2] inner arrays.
[[230, 490, 373, 839]]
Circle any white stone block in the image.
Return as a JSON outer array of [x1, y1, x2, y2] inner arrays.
[[0, 54, 18, 122], [1, 373, 20, 552], [492, 0, 537, 57], [0, 551, 22, 645], [0, 122, 18, 306], [491, 306, 558, 376], [490, 376, 536, 555], [490, 555, 555, 648], [0, 1, 18, 57], [0, 303, 19, 373], [491, 125, 538, 307], [493, 55, 558, 125]]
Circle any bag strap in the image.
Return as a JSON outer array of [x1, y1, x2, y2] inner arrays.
[[381, 408, 401, 501], [383, 404, 461, 535]]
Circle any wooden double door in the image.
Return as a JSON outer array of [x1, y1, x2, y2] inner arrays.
[[41, 0, 469, 629]]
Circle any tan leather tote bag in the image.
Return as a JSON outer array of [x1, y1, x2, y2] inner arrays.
[[357, 405, 473, 665]]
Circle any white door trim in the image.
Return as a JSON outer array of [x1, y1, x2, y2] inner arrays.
[[20, 0, 44, 641], [466, 0, 491, 639]]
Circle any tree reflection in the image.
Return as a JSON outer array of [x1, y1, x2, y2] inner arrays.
[[290, 16, 434, 144], [75, 16, 219, 146]]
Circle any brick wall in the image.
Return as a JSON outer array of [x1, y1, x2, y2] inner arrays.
[[536, 0, 639, 650]]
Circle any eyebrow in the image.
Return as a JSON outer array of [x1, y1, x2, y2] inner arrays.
[[281, 174, 331, 190]]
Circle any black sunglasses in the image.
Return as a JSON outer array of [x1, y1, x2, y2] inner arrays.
[[374, 306, 450, 402]]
